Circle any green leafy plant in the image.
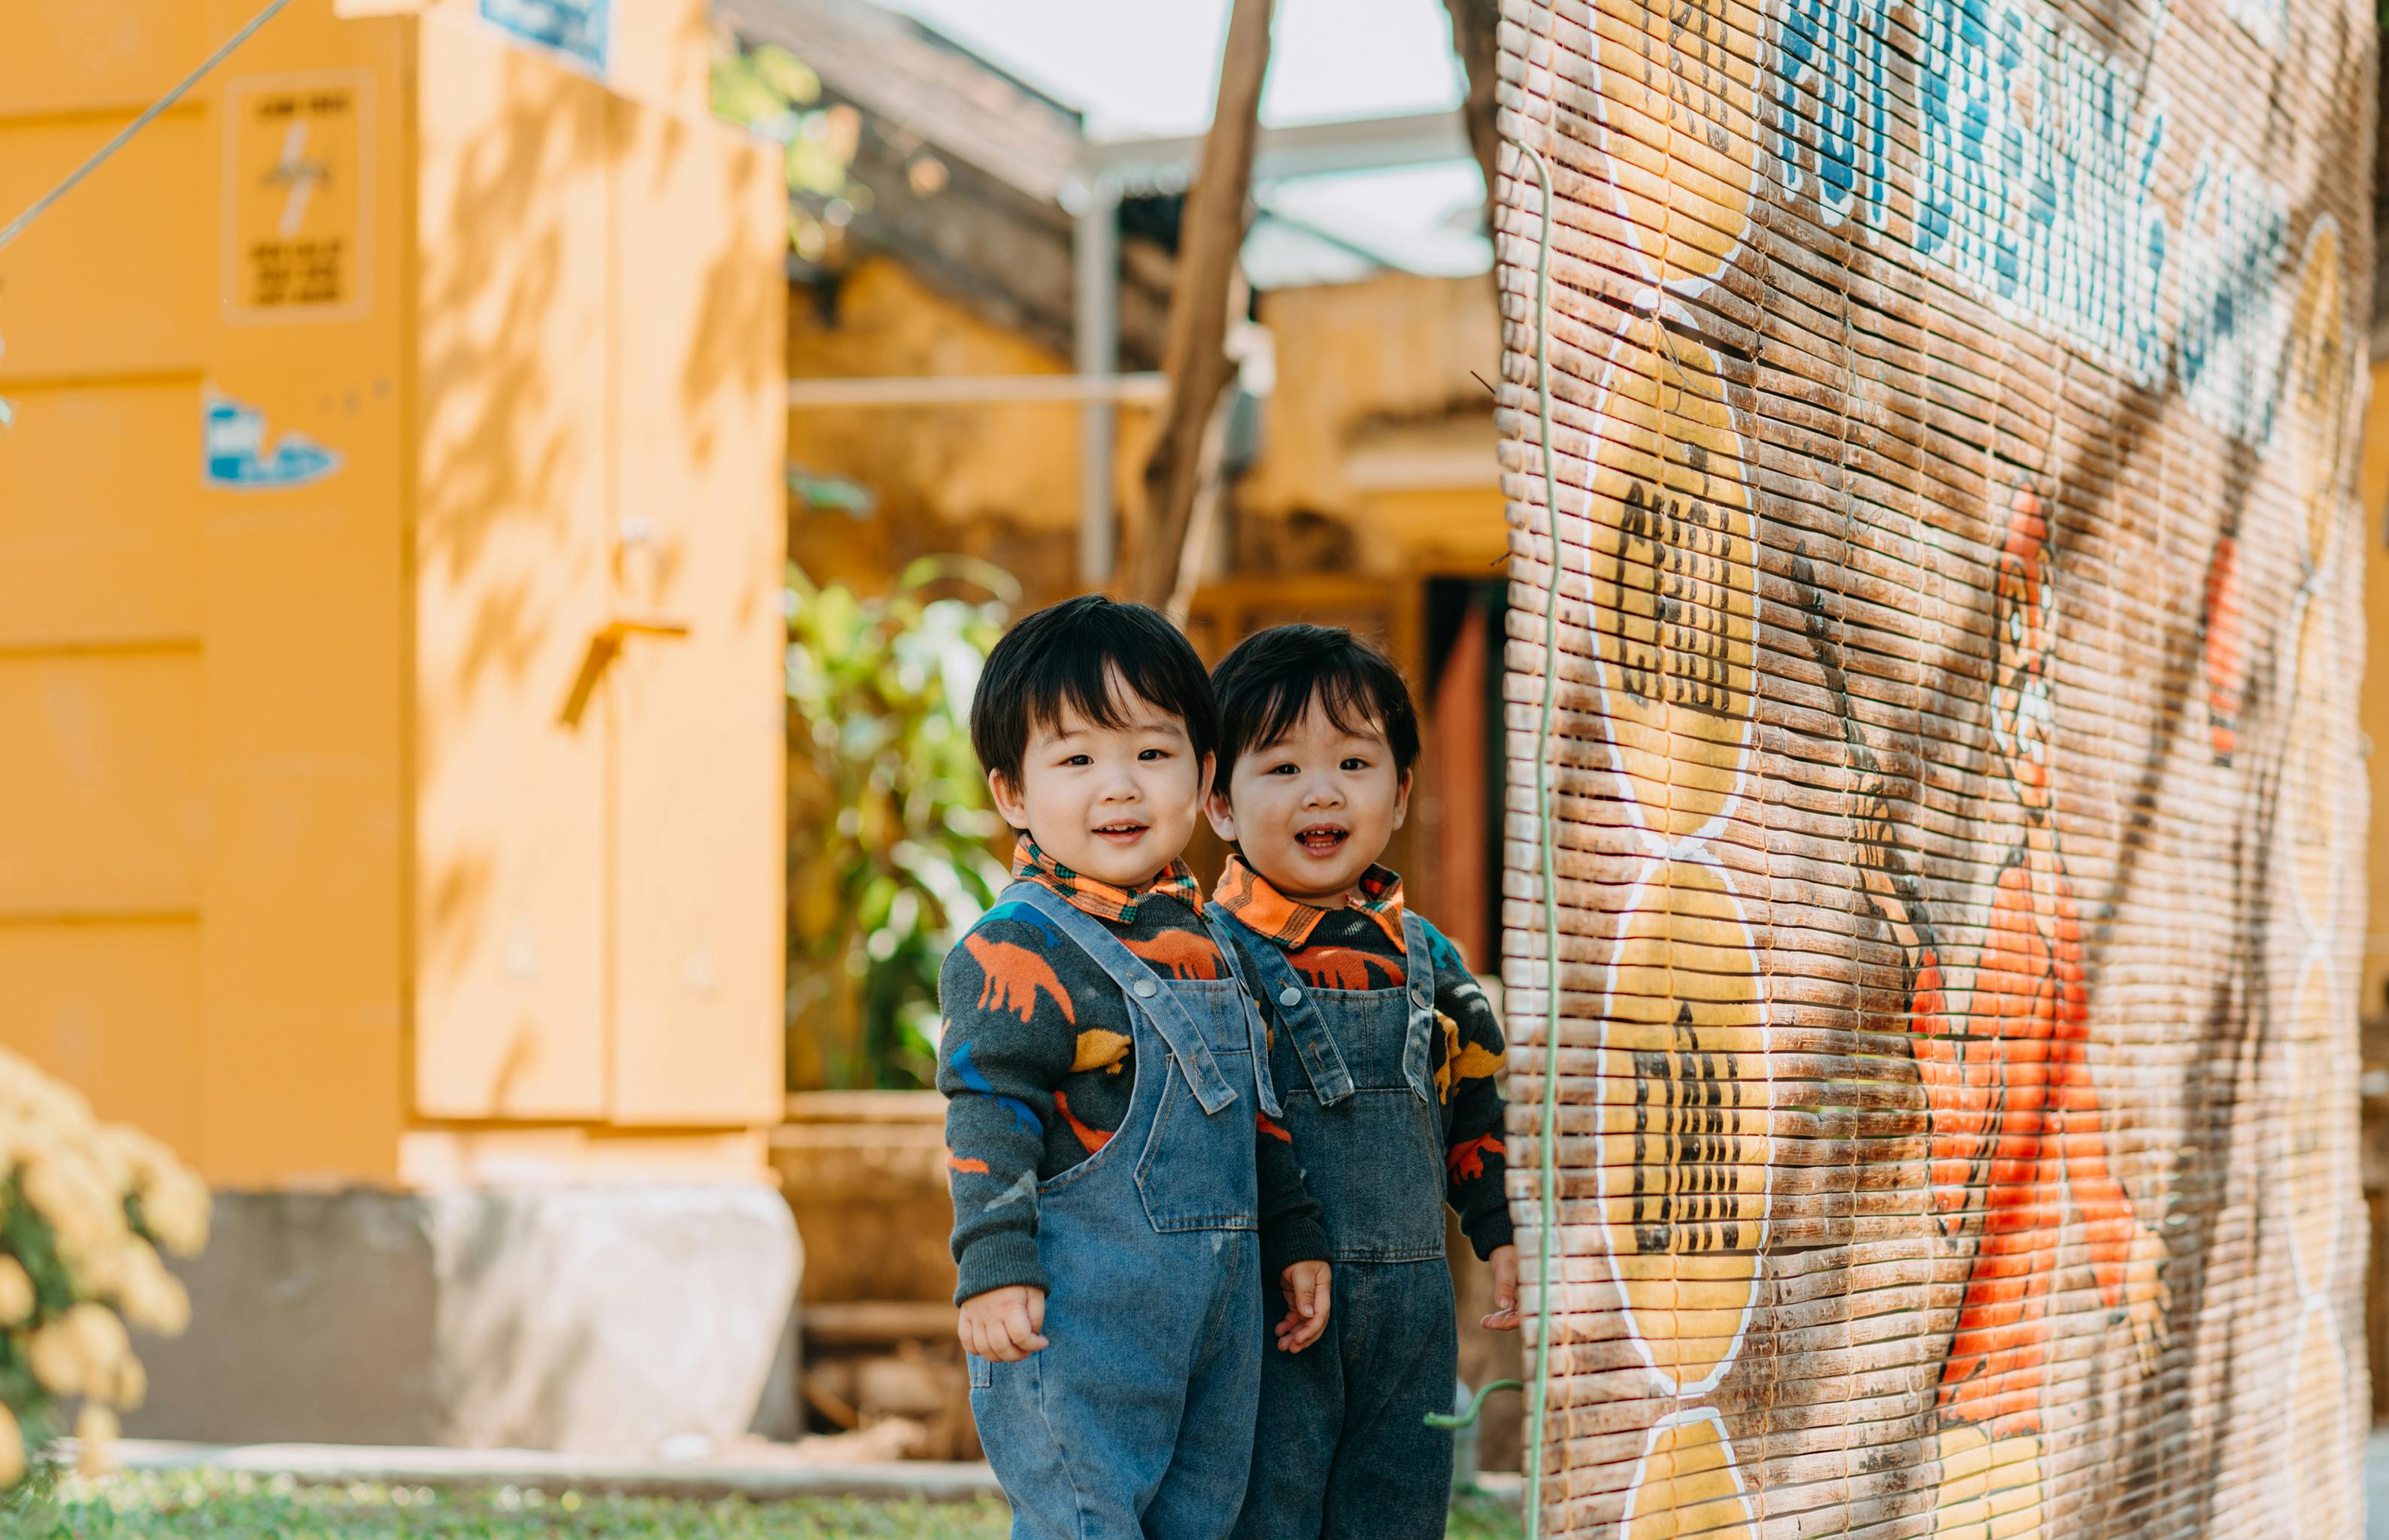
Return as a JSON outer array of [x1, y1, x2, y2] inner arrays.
[[0, 1469, 1529, 1538], [12, 1472, 1020, 1538], [786, 559, 1018, 1090], [711, 41, 874, 268]]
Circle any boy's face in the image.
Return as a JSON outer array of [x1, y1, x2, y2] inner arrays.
[[989, 679, 1211, 890], [1208, 702, 1410, 906]]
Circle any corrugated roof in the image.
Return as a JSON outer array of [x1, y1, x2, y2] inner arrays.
[[715, 0, 1087, 204]]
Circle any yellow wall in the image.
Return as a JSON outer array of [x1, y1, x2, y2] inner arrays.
[[0, 0, 784, 1186], [786, 262, 1510, 599], [790, 259, 1084, 538], [786, 257, 1166, 602], [2357, 357, 2389, 1018], [346, 0, 711, 114], [1238, 271, 1508, 575]]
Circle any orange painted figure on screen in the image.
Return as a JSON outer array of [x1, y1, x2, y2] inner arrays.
[[1864, 487, 2169, 1538], [2201, 527, 2242, 764]]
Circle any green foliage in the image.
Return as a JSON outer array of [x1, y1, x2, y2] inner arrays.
[[0, 1454, 60, 1526], [0, 1178, 65, 1459], [711, 43, 873, 268], [1445, 1490, 1524, 1540], [0, 1472, 1014, 1538], [1, 1471, 1523, 1538], [786, 559, 1017, 1090]]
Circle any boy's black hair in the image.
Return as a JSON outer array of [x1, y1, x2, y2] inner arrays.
[[1209, 624, 1421, 794], [970, 594, 1220, 790]]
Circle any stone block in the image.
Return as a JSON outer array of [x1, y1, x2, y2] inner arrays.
[[127, 1185, 801, 1457]]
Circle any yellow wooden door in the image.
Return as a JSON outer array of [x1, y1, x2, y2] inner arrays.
[[602, 92, 786, 1126], [409, 14, 614, 1120]]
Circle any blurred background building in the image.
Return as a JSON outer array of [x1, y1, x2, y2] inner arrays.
[[7, 0, 2389, 1485]]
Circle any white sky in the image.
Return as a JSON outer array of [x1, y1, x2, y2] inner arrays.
[[870, 0, 1488, 276], [872, 0, 1469, 140]]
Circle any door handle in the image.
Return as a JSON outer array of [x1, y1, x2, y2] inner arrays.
[[560, 617, 691, 727]]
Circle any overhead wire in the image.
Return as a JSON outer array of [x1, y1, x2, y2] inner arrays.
[[0, 0, 298, 255]]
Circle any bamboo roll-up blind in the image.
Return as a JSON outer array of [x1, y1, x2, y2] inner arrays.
[[1491, 0, 2374, 1531]]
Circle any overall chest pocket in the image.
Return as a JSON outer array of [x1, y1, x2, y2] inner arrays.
[[1134, 983, 1261, 1234], [1280, 993, 1446, 1263]]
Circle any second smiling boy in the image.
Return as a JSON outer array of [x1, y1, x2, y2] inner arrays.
[[938, 596, 1333, 1540], [1206, 624, 1520, 1540]]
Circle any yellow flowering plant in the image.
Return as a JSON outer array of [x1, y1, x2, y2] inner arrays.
[[0, 1049, 208, 1487]]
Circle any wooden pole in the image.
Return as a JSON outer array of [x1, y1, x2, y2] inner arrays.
[[1163, 386, 1239, 629], [1124, 0, 1275, 609]]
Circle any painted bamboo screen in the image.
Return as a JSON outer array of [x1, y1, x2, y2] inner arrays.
[[1491, 0, 2374, 1532]]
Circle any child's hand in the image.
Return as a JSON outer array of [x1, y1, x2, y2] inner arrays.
[[959, 1285, 1050, 1363], [1481, 1244, 1522, 1331], [1275, 1260, 1332, 1353]]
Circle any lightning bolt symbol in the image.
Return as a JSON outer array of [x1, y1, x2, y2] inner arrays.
[[275, 120, 316, 238]]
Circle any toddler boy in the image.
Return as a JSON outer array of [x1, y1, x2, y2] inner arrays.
[[1205, 624, 1519, 1540], [938, 596, 1332, 1540]]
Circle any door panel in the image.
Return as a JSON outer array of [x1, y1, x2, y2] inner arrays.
[[604, 94, 786, 1124], [411, 19, 613, 1118]]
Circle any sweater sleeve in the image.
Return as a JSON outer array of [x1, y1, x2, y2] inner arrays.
[[1427, 923, 1515, 1260], [935, 920, 1075, 1304], [1255, 1110, 1329, 1278]]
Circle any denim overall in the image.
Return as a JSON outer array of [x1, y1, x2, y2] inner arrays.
[[1223, 909, 1456, 1540], [970, 881, 1282, 1540]]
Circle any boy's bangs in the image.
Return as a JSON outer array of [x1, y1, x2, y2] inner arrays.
[[1210, 623, 1419, 792], [1022, 653, 1146, 741], [1018, 620, 1213, 751], [972, 594, 1217, 787], [1247, 666, 1384, 753]]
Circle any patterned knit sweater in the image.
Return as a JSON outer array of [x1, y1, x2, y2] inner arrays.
[[936, 841, 1330, 1305], [1214, 856, 1515, 1261]]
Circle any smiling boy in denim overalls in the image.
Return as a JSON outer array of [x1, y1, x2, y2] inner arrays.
[[1204, 624, 1522, 1540], [938, 596, 1334, 1540]]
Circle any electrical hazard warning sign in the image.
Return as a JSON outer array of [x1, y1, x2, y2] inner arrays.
[[224, 74, 372, 322]]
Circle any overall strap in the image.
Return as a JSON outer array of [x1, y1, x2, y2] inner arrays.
[[1197, 909, 1283, 1119], [1213, 911, 1356, 1107], [1399, 911, 1437, 1105], [1003, 882, 1238, 1116]]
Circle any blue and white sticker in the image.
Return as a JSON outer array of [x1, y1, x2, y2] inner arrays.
[[480, 0, 610, 72], [203, 391, 341, 490]]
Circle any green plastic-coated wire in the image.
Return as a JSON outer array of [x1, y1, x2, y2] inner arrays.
[[1417, 143, 1560, 1538], [1516, 139, 1562, 1540], [1424, 1378, 1526, 1430]]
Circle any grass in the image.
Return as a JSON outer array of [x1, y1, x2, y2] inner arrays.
[[0, 1470, 1524, 1540]]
